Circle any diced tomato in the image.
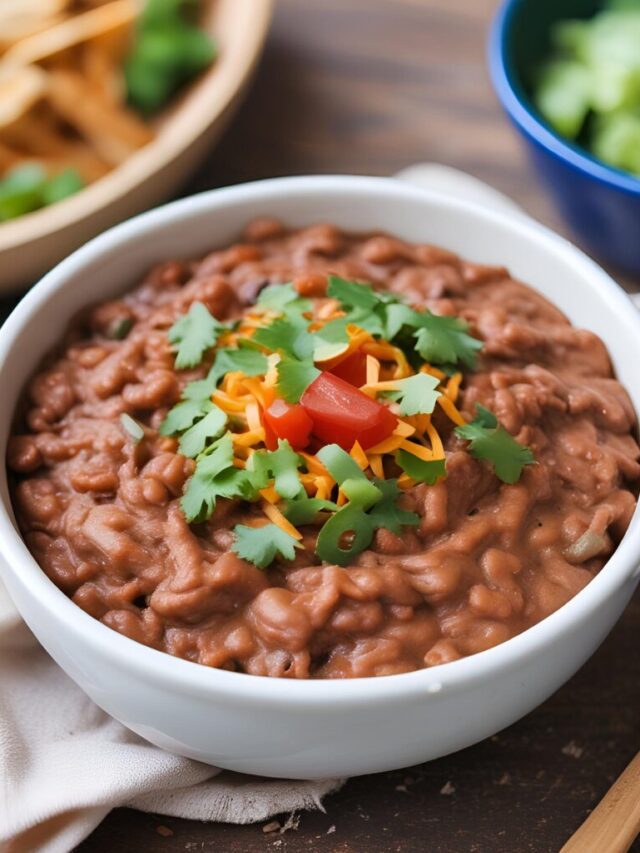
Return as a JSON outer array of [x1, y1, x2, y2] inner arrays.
[[263, 398, 313, 450], [300, 372, 397, 451], [329, 350, 368, 387]]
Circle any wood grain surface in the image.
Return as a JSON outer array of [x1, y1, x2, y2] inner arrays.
[[5, 0, 639, 851]]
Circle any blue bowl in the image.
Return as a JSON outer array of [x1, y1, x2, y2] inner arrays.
[[488, 0, 640, 276]]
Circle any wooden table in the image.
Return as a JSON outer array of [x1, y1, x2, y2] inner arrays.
[[14, 0, 639, 850]]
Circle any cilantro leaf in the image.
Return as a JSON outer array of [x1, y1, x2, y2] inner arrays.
[[181, 377, 218, 402], [384, 303, 419, 340], [256, 283, 311, 315], [326, 276, 391, 336], [207, 347, 269, 388], [366, 478, 420, 534], [168, 302, 225, 369], [253, 315, 315, 360], [232, 523, 300, 569], [181, 434, 254, 523], [455, 405, 535, 484], [276, 356, 320, 403], [390, 373, 441, 416], [327, 275, 380, 311], [396, 450, 446, 485], [283, 497, 339, 526], [311, 318, 351, 361], [160, 398, 213, 436], [178, 405, 227, 458], [413, 314, 483, 369], [248, 440, 305, 500]]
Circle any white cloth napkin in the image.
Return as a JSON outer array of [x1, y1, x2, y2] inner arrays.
[[0, 607, 344, 853]]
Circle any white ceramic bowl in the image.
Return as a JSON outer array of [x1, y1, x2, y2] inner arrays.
[[1, 176, 639, 780]]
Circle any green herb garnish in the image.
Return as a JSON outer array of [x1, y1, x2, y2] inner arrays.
[[0, 164, 84, 222], [231, 523, 301, 569], [168, 302, 225, 370], [396, 450, 446, 485], [125, 0, 217, 115], [276, 356, 320, 403], [388, 373, 441, 416], [248, 440, 305, 500], [178, 405, 227, 458], [181, 434, 254, 523], [455, 405, 535, 484], [207, 347, 269, 388]]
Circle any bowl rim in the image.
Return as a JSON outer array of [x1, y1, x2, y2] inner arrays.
[[1, 173, 639, 706], [488, 0, 640, 197]]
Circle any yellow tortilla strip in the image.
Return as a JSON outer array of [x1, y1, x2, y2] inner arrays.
[[47, 70, 152, 166], [0, 65, 48, 130], [3, 0, 139, 66]]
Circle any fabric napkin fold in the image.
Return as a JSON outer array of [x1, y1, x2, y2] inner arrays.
[[0, 607, 344, 853]]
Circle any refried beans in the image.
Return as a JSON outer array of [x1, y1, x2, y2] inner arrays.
[[7, 220, 640, 678]]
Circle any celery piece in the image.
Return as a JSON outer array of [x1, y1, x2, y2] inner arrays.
[[534, 60, 591, 138]]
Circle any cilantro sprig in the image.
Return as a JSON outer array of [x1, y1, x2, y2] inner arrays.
[[396, 450, 446, 485], [386, 373, 441, 416], [276, 356, 320, 403], [231, 523, 301, 569], [248, 440, 305, 500], [181, 434, 255, 523], [455, 405, 535, 484], [327, 276, 483, 370], [168, 302, 226, 369], [256, 282, 311, 315]]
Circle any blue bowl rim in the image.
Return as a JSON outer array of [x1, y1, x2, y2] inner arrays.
[[488, 0, 640, 197]]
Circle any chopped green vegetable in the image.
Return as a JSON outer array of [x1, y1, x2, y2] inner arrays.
[[42, 168, 85, 205], [276, 356, 320, 403], [168, 302, 225, 369], [207, 347, 269, 388], [533, 61, 591, 139], [107, 317, 133, 340], [388, 373, 441, 416], [315, 504, 376, 566], [120, 413, 145, 443], [231, 523, 301, 569], [0, 164, 84, 222], [366, 478, 420, 535], [455, 405, 535, 484], [125, 0, 216, 114], [178, 405, 227, 458], [340, 477, 383, 508], [283, 497, 339, 526], [532, 1, 640, 176], [248, 440, 305, 500], [316, 444, 367, 484], [396, 450, 446, 485]]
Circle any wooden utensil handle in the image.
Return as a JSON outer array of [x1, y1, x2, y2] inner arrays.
[[561, 752, 640, 853]]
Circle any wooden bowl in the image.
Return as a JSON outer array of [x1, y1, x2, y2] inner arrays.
[[0, 0, 273, 293]]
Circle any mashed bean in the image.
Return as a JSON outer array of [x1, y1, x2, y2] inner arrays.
[[8, 223, 640, 678]]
